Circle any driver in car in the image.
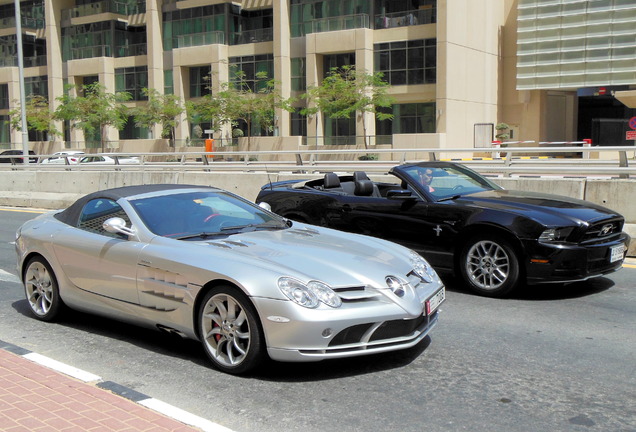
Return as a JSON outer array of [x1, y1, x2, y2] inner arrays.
[[418, 168, 435, 192]]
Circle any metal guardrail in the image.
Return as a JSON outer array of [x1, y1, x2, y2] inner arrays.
[[1, 145, 635, 178]]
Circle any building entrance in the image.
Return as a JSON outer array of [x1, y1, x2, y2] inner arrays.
[[577, 90, 636, 146]]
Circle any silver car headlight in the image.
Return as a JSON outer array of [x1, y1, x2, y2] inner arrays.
[[278, 277, 342, 308], [410, 251, 438, 283], [539, 227, 574, 243]]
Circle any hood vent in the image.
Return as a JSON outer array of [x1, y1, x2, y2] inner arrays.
[[288, 228, 320, 237]]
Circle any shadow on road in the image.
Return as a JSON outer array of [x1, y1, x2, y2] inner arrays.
[[11, 298, 434, 382], [439, 272, 615, 301]]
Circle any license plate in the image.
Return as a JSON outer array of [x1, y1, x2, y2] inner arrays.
[[425, 287, 445, 315], [610, 244, 625, 263]]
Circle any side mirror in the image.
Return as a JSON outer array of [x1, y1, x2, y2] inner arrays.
[[103, 217, 135, 236], [258, 201, 272, 212], [387, 190, 416, 200]]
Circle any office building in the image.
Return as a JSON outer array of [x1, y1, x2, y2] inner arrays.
[[0, 0, 635, 154]]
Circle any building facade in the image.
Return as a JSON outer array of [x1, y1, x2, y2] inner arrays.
[[0, 0, 634, 154]]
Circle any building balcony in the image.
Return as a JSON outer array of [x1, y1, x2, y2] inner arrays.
[[0, 16, 45, 30], [0, 55, 46, 67], [375, 8, 436, 29], [61, 0, 145, 20], [310, 14, 370, 34], [115, 43, 147, 57], [230, 28, 273, 45], [174, 31, 225, 48]]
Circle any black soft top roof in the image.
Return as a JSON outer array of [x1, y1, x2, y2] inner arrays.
[[54, 184, 217, 226]]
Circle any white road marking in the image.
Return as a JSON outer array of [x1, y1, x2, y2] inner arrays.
[[140, 398, 236, 432], [0, 269, 20, 284], [23, 352, 102, 382]]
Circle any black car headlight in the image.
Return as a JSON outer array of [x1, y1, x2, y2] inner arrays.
[[538, 227, 574, 243], [278, 277, 342, 308]]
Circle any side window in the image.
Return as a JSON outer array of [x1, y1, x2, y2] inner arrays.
[[78, 198, 131, 238]]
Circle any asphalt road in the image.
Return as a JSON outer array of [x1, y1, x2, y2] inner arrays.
[[1, 208, 635, 432]]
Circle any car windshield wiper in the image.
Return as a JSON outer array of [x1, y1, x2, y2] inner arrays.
[[174, 232, 230, 240], [221, 220, 289, 232], [436, 195, 462, 202]]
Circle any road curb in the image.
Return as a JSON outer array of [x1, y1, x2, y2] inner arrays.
[[0, 340, 234, 432]]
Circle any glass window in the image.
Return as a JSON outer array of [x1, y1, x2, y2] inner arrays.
[[229, 55, 274, 91], [24, 75, 49, 98], [162, 4, 226, 50], [77, 198, 131, 238], [119, 116, 150, 140], [130, 191, 282, 238], [0, 84, 9, 109], [291, 58, 306, 91], [374, 39, 436, 85], [189, 66, 212, 97], [164, 70, 174, 95], [115, 66, 148, 101], [376, 102, 436, 134], [0, 115, 10, 143], [291, 112, 307, 136]]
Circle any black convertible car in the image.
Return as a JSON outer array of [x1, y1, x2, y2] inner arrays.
[[256, 162, 630, 297]]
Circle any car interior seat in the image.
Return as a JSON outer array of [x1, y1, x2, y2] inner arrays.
[[353, 171, 381, 197], [323, 173, 342, 190], [354, 180, 375, 196], [353, 171, 370, 181]]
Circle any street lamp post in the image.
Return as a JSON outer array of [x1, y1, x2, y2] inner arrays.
[[14, 0, 29, 164]]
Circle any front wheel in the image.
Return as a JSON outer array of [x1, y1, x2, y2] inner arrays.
[[198, 286, 265, 374], [459, 236, 520, 297], [23, 257, 64, 321]]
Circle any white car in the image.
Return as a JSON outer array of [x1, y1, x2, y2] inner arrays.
[[79, 155, 140, 164], [40, 151, 85, 164]]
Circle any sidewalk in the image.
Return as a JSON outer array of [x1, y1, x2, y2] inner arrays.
[[0, 347, 203, 432]]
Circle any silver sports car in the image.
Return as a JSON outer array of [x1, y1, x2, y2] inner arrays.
[[15, 185, 445, 374]]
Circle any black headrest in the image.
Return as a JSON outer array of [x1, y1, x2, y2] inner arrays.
[[354, 179, 374, 196], [324, 173, 341, 188], [353, 171, 369, 181]]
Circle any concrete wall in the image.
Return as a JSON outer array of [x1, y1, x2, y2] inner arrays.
[[0, 171, 633, 255]]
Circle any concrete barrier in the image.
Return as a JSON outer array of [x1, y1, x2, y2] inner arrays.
[[1, 170, 634, 256]]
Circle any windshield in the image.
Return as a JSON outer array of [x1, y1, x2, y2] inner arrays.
[[130, 190, 286, 239], [403, 164, 501, 200]]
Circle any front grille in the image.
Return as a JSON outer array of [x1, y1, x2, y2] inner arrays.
[[333, 286, 381, 302], [369, 315, 429, 341], [329, 313, 433, 347], [329, 323, 374, 346], [580, 218, 623, 243]]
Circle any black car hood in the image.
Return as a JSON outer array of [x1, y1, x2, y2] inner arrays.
[[453, 190, 621, 225]]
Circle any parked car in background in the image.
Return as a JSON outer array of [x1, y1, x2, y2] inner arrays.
[[79, 155, 140, 164], [256, 162, 630, 298], [40, 151, 85, 164], [0, 149, 37, 164], [15, 184, 444, 374]]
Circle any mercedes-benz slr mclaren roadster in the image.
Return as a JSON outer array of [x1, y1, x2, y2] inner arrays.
[[15, 185, 445, 374]]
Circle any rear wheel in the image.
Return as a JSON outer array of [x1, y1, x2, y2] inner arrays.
[[23, 257, 63, 321], [459, 235, 520, 297], [198, 286, 265, 374]]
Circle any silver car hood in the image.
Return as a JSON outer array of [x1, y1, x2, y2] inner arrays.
[[189, 225, 414, 286]]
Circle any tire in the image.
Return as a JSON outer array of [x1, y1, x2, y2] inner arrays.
[[23, 257, 64, 321], [459, 235, 520, 298], [198, 286, 265, 374]]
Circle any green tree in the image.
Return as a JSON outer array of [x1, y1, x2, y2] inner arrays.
[[186, 86, 228, 142], [8, 95, 60, 141], [54, 82, 131, 151], [303, 65, 394, 148], [220, 70, 294, 150], [130, 88, 184, 146]]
